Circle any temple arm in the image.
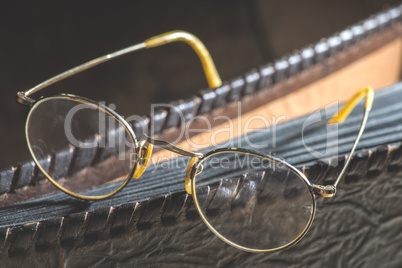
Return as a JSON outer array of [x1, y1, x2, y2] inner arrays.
[[312, 86, 374, 197], [17, 31, 222, 106]]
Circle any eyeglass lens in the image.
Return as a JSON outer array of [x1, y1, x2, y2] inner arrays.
[[26, 96, 136, 197], [193, 152, 315, 251]]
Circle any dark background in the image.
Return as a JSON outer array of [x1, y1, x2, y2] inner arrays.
[[0, 0, 400, 169]]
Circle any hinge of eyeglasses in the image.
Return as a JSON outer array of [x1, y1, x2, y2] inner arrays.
[[311, 184, 336, 197], [16, 91, 35, 106]]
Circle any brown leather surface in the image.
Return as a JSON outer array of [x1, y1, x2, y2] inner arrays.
[[0, 144, 401, 267]]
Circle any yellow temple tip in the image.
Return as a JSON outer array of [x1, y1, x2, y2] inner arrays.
[[328, 86, 374, 124], [144, 30, 222, 89]]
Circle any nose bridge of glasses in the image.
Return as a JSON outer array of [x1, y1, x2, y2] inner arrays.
[[141, 134, 203, 194], [144, 134, 203, 159]]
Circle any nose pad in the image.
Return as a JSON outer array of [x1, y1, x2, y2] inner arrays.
[[185, 158, 204, 195], [133, 140, 153, 179], [196, 164, 204, 175]]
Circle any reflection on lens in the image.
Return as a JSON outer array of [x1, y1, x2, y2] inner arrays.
[[193, 151, 315, 251], [26, 96, 137, 198]]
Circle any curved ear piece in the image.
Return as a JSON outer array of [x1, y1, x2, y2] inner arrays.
[[144, 30, 222, 89], [328, 86, 374, 124], [323, 86, 374, 192], [20, 30, 221, 101]]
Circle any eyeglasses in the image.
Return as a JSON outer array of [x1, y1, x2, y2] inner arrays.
[[16, 30, 374, 253]]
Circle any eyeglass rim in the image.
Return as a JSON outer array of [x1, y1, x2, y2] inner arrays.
[[25, 93, 140, 200], [190, 148, 316, 253]]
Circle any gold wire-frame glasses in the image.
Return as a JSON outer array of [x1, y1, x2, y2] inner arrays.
[[16, 31, 374, 253]]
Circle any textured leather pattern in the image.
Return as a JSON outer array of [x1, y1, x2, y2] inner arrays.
[[0, 144, 402, 267]]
